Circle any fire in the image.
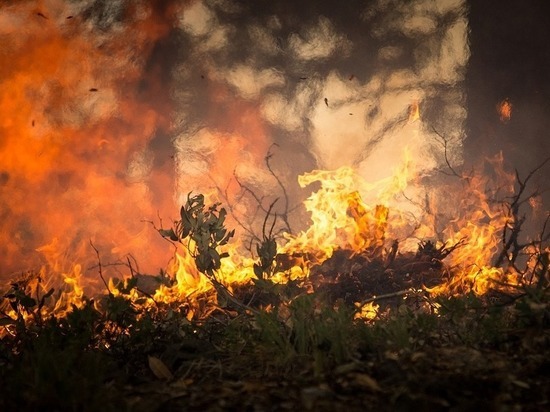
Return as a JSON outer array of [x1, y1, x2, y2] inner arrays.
[[408, 100, 420, 123], [0, 4, 543, 331], [153, 249, 216, 320], [354, 301, 380, 321], [0, 145, 543, 331], [0, 1, 180, 286], [52, 264, 86, 317], [152, 235, 257, 318], [497, 98, 512, 122], [281, 158, 412, 265], [425, 153, 521, 295]]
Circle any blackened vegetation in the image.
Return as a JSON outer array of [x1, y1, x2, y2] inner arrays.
[[310, 248, 443, 306]]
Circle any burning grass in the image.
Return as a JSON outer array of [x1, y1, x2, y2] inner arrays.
[[1, 157, 549, 410]]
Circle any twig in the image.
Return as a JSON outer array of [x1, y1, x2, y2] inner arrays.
[[265, 144, 292, 234], [431, 127, 463, 179], [494, 156, 550, 268], [125, 256, 158, 304], [224, 173, 263, 244], [126, 256, 136, 278], [534, 214, 550, 288], [143, 218, 180, 253], [89, 240, 111, 295], [209, 274, 260, 316], [355, 288, 418, 310], [262, 198, 279, 240], [385, 239, 399, 268]]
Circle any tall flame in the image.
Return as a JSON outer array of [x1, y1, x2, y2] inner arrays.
[[0, 1, 179, 284]]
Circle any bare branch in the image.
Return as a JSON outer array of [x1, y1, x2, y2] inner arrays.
[[265, 144, 293, 234], [262, 198, 279, 240], [494, 157, 550, 269], [89, 240, 111, 295], [431, 127, 463, 179]]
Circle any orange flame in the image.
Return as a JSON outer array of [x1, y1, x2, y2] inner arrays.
[[426, 153, 521, 295], [408, 100, 420, 123], [0, 1, 180, 287], [497, 98, 512, 122]]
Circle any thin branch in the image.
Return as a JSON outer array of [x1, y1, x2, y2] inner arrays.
[[356, 288, 419, 309], [209, 274, 260, 316], [265, 143, 293, 234], [143, 218, 180, 253], [493, 157, 550, 268], [125, 256, 158, 304], [89, 240, 111, 295], [262, 198, 279, 240], [431, 126, 463, 179]]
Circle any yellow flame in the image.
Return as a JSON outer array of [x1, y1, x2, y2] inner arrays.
[[281, 157, 412, 264], [354, 301, 380, 321], [426, 154, 521, 295]]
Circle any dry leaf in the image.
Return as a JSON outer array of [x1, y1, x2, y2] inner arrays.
[[148, 356, 173, 380], [351, 373, 381, 392], [511, 379, 530, 389]]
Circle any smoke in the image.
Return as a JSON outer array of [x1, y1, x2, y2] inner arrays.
[[0, 0, 470, 281], [0, 0, 181, 280], [172, 0, 469, 226]]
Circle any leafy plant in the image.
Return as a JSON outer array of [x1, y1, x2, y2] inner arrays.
[[1, 275, 55, 334], [160, 193, 235, 278]]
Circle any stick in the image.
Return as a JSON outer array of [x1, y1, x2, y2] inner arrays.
[[356, 288, 419, 309]]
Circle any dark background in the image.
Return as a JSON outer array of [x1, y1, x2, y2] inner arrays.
[[466, 0, 550, 176]]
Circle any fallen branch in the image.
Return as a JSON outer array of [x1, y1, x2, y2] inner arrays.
[[355, 288, 419, 309]]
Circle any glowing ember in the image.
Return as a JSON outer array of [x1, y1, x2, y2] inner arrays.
[[497, 98, 513, 122]]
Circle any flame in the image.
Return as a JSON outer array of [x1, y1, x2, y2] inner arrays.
[[426, 153, 521, 295], [354, 301, 380, 321], [281, 157, 413, 264], [152, 239, 257, 319], [0, 1, 180, 286], [0, 144, 541, 330], [0, 4, 540, 328], [52, 264, 87, 318], [408, 100, 420, 123], [497, 98, 512, 122]]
